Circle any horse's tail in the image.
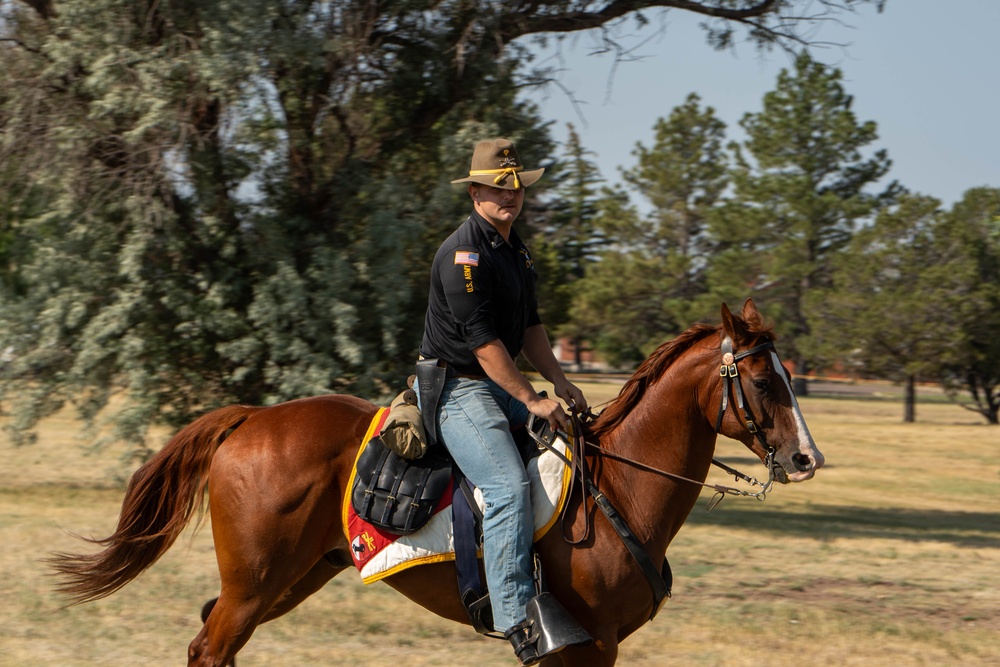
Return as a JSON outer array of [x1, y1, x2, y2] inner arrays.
[[48, 404, 257, 605]]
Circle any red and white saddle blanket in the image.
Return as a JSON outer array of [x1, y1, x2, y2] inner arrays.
[[342, 407, 573, 584]]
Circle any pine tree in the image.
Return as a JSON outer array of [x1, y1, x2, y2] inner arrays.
[[530, 124, 606, 367], [571, 94, 729, 366], [623, 92, 729, 325], [938, 188, 1000, 424], [722, 51, 898, 392], [804, 194, 971, 422]]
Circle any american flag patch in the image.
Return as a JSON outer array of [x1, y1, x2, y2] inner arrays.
[[454, 251, 479, 266]]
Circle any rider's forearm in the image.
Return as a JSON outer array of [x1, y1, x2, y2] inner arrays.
[[473, 339, 543, 407]]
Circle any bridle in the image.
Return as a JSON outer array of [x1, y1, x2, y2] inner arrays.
[[715, 336, 776, 452], [709, 335, 780, 504]]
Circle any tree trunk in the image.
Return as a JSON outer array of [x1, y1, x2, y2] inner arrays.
[[986, 386, 999, 425], [903, 375, 916, 423], [793, 358, 809, 397]]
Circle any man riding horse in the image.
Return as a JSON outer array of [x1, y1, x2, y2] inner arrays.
[[415, 138, 590, 665]]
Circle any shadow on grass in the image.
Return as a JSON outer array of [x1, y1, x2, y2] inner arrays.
[[685, 502, 1000, 549]]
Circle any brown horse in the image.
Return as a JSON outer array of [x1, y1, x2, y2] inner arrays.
[[50, 298, 824, 666]]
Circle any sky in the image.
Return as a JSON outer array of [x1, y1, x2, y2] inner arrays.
[[521, 0, 1000, 209]]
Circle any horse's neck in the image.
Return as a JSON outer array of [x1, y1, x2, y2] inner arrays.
[[598, 353, 718, 550]]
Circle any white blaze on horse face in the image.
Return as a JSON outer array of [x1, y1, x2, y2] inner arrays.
[[769, 350, 825, 481]]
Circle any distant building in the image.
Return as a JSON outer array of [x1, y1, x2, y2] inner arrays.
[[552, 337, 610, 372]]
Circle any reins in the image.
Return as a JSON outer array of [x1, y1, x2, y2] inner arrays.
[[579, 438, 776, 510]]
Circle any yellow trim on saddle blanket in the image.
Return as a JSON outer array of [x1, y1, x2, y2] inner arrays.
[[341, 410, 574, 585], [341, 407, 389, 541]]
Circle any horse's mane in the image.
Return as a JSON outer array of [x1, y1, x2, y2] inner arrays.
[[588, 324, 718, 439], [588, 312, 774, 440]]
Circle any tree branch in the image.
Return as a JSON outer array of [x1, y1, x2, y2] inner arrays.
[[499, 0, 779, 40]]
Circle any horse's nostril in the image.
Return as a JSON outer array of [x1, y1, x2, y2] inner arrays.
[[792, 453, 813, 471]]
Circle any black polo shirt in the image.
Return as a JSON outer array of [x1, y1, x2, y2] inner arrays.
[[419, 210, 542, 376]]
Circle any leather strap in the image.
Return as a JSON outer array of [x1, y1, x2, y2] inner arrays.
[[589, 480, 672, 619], [415, 358, 448, 446], [453, 471, 493, 634], [361, 445, 392, 517]]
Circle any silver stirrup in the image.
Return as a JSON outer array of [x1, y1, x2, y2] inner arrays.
[[524, 593, 592, 658]]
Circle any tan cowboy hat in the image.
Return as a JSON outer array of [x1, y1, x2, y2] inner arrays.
[[450, 138, 544, 190]]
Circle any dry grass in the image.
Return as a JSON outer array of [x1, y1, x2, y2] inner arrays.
[[1, 380, 997, 666]]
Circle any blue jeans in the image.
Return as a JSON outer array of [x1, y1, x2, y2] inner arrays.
[[416, 376, 534, 633]]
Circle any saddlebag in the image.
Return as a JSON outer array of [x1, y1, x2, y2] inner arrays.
[[351, 435, 452, 535]]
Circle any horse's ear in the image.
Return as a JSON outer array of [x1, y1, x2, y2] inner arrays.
[[741, 297, 764, 328], [721, 302, 740, 340]]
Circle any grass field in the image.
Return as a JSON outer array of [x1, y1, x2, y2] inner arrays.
[[1, 379, 997, 666]]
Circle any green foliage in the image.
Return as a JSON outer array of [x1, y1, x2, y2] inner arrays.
[[804, 194, 968, 376], [568, 187, 656, 365], [571, 94, 730, 365], [720, 51, 898, 376], [530, 124, 607, 336], [804, 190, 1000, 424], [936, 188, 1000, 423], [0, 0, 554, 448]]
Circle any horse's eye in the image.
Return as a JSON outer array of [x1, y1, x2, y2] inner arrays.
[[753, 379, 770, 392]]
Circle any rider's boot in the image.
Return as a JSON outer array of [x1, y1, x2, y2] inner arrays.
[[504, 621, 540, 666]]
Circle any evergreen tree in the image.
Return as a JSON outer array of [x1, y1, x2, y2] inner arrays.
[[804, 194, 971, 422], [530, 124, 606, 366], [722, 51, 898, 392], [622, 92, 729, 325], [569, 186, 669, 367], [569, 94, 729, 366], [938, 188, 1000, 424], [0, 0, 553, 447]]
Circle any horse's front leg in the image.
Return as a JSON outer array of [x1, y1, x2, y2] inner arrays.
[[546, 635, 618, 667]]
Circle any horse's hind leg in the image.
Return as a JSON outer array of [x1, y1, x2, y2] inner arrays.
[[260, 552, 349, 622], [188, 555, 347, 666], [187, 591, 261, 667], [199, 551, 348, 625], [196, 600, 234, 667]]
